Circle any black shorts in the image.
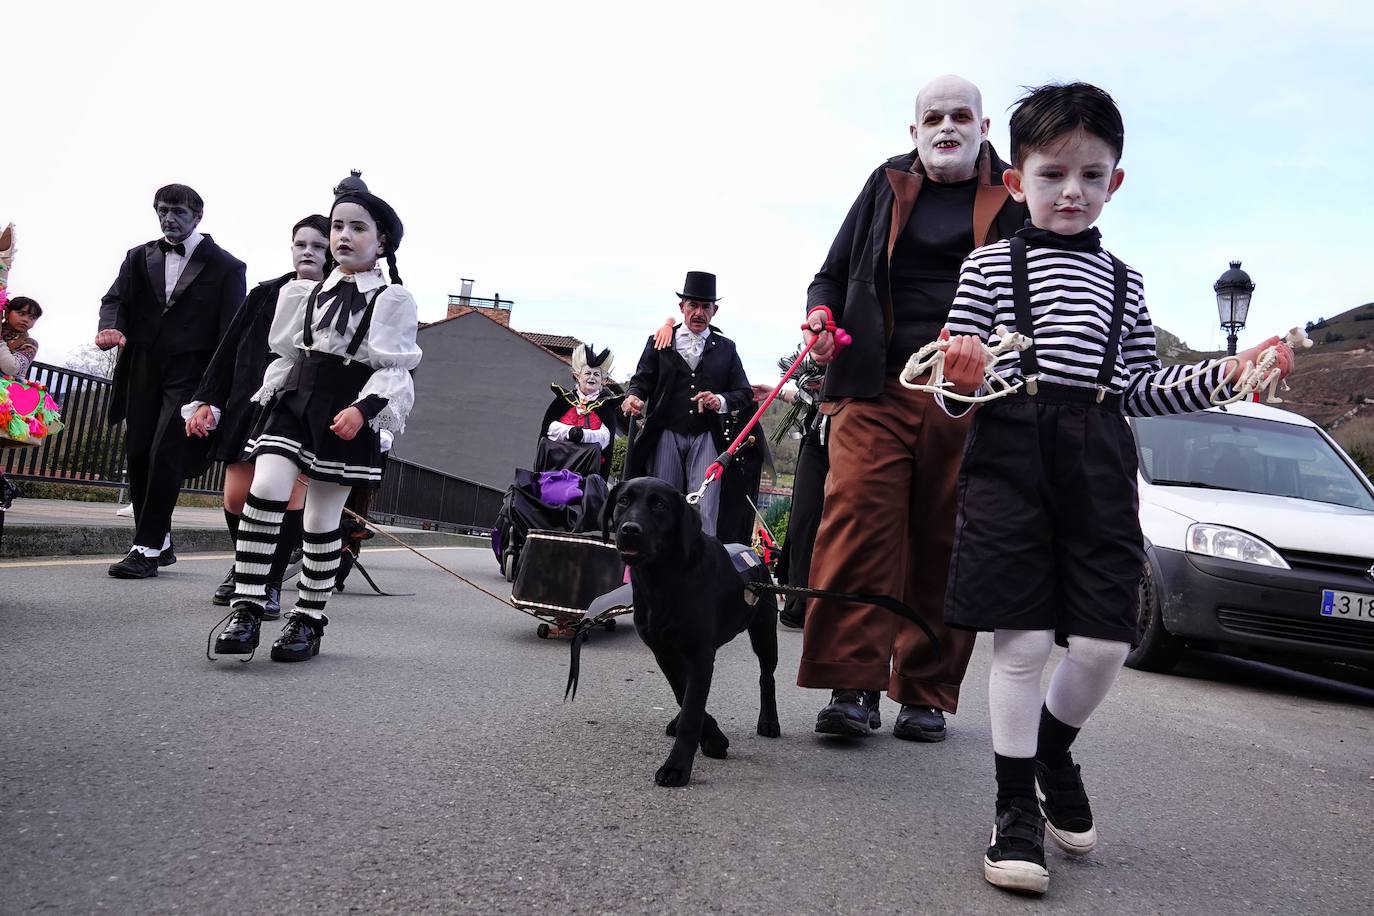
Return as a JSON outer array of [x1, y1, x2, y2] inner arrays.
[[944, 385, 1144, 645]]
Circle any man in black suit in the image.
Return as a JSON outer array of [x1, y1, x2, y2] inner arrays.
[[96, 184, 246, 579], [623, 271, 751, 537]]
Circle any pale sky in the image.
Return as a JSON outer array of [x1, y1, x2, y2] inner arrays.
[[7, 0, 1372, 385]]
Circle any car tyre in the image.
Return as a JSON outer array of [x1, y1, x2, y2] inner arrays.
[[1126, 558, 1184, 673]]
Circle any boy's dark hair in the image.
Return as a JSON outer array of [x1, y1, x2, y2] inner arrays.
[[1009, 82, 1124, 168], [293, 214, 330, 238], [153, 183, 204, 215], [7, 296, 42, 319]]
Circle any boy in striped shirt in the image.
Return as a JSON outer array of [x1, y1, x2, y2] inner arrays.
[[939, 82, 1292, 895]]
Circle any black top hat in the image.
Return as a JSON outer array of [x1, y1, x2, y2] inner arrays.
[[676, 271, 720, 303]]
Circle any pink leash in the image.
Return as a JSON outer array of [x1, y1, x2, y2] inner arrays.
[[687, 307, 851, 505]]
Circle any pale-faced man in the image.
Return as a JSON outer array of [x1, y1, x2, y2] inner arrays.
[[622, 271, 752, 536], [799, 76, 1029, 742], [97, 184, 246, 579]]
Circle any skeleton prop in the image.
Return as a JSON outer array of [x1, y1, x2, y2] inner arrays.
[[1153, 327, 1310, 407], [898, 325, 1033, 404]]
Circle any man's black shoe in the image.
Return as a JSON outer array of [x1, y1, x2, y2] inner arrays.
[[815, 689, 880, 737], [212, 567, 236, 606], [1035, 759, 1097, 855], [983, 796, 1049, 894], [213, 602, 263, 655], [158, 546, 177, 568], [893, 705, 947, 742], [262, 584, 283, 621], [271, 611, 327, 662], [107, 551, 159, 579]]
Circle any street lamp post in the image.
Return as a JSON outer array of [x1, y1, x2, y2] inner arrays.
[[1214, 260, 1255, 356]]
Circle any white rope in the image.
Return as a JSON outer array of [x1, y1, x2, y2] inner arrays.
[[898, 325, 1033, 405], [1153, 327, 1311, 407]]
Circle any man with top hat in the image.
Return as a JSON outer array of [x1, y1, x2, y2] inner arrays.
[[622, 271, 751, 536]]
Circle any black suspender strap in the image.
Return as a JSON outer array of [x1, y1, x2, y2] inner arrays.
[[300, 282, 326, 349], [1008, 236, 1040, 395], [344, 285, 387, 360], [1096, 256, 1129, 402]]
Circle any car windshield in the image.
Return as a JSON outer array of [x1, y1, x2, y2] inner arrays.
[[1133, 411, 1374, 511]]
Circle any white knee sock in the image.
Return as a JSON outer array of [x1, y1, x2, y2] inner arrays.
[[294, 481, 352, 616], [988, 629, 1055, 758], [1044, 636, 1130, 728], [233, 455, 302, 605]]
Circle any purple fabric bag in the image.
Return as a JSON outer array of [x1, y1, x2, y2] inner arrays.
[[536, 469, 584, 507]]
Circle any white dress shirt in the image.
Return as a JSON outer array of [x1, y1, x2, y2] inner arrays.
[[163, 231, 204, 300]]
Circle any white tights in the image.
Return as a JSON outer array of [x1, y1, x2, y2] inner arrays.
[[988, 629, 1130, 758]]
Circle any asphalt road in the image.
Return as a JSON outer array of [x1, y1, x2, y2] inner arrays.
[[2, 546, 1372, 915]]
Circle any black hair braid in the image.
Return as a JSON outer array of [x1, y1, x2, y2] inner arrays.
[[385, 250, 403, 285]]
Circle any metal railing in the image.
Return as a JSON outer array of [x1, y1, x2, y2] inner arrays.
[[2, 362, 225, 494], [369, 456, 504, 535]]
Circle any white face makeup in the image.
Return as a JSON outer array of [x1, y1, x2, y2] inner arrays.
[[910, 76, 989, 183], [1006, 131, 1124, 235], [576, 369, 606, 398], [155, 200, 202, 243], [292, 226, 329, 282], [330, 202, 382, 274]]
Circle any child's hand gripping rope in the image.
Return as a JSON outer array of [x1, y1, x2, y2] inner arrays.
[[898, 325, 1032, 404], [1154, 327, 1307, 407]]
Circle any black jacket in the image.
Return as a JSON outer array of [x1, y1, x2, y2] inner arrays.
[[806, 142, 1027, 400], [623, 325, 752, 479], [99, 235, 247, 424]]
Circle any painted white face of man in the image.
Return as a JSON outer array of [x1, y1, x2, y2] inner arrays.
[[680, 299, 716, 335], [330, 202, 382, 274], [292, 226, 329, 282], [910, 76, 989, 183], [155, 200, 202, 244], [1005, 130, 1124, 235], [576, 368, 605, 398]]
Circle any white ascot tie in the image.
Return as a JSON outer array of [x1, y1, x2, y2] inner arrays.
[[685, 333, 704, 369]]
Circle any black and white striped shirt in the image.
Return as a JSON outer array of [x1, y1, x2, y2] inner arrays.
[[946, 239, 1228, 416]]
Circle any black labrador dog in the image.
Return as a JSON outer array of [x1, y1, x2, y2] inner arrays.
[[603, 477, 781, 787]]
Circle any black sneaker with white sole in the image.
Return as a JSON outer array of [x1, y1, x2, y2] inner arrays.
[[1035, 759, 1097, 855], [983, 797, 1049, 895]]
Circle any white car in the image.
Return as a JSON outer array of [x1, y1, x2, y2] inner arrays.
[[1129, 401, 1374, 672]]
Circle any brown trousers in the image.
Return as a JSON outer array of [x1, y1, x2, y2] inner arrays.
[[797, 375, 977, 711]]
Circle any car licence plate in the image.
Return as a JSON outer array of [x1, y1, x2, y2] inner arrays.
[[1319, 589, 1374, 623]]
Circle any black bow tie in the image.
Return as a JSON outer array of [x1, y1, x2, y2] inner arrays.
[[158, 240, 186, 256], [315, 281, 370, 335]]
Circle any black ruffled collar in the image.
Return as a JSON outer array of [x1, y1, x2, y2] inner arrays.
[[1015, 223, 1103, 253]]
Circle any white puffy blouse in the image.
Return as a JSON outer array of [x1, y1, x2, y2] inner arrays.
[[250, 267, 423, 434]]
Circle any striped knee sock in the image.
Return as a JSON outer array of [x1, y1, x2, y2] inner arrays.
[[233, 494, 288, 605], [296, 527, 342, 613]]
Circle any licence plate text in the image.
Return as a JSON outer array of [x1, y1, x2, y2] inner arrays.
[[1320, 589, 1374, 622]]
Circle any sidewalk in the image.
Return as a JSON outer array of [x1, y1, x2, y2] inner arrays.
[[0, 498, 487, 559]]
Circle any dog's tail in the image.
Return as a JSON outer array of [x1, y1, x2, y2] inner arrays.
[[749, 584, 941, 658]]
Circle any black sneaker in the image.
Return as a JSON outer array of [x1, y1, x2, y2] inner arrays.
[[262, 584, 283, 621], [107, 551, 158, 579], [212, 567, 236, 606], [893, 705, 947, 742], [213, 602, 263, 655], [271, 611, 328, 662], [983, 797, 1049, 895], [815, 689, 880, 737], [1036, 759, 1097, 855]]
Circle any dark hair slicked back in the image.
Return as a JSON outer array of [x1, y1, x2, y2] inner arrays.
[[153, 183, 204, 215], [293, 214, 330, 239], [1009, 82, 1124, 168]]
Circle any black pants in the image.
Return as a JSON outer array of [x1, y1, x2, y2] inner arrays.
[[124, 348, 208, 550], [781, 426, 828, 623]]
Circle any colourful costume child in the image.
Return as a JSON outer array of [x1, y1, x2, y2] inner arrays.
[[0, 224, 64, 448]]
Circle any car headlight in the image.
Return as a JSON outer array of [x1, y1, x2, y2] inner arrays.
[[1185, 524, 1290, 569]]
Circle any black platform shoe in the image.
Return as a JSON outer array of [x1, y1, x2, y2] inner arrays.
[[271, 611, 328, 662], [262, 584, 283, 621], [212, 567, 236, 606], [213, 602, 263, 655], [158, 545, 177, 567]]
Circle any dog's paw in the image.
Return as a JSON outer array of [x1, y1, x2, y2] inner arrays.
[[757, 718, 781, 738], [654, 762, 693, 787], [665, 713, 679, 737], [700, 728, 730, 760]]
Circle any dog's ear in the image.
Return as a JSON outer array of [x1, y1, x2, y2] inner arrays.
[[601, 481, 622, 543], [678, 495, 704, 560]]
